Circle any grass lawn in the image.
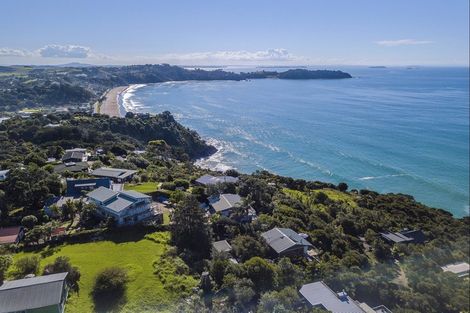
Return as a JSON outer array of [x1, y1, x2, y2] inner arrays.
[[124, 182, 160, 194], [10, 231, 197, 313]]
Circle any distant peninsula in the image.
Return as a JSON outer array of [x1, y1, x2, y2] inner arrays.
[[0, 64, 352, 111]]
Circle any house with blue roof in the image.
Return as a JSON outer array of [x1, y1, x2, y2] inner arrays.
[[66, 178, 111, 197], [87, 186, 155, 226]]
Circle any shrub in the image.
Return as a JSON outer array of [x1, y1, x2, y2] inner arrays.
[[92, 267, 129, 310], [14, 256, 40, 278], [21, 215, 38, 229], [43, 256, 81, 291]]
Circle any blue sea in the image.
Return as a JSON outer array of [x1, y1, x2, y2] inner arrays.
[[121, 66, 469, 217]]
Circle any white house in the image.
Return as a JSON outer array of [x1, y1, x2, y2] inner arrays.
[[87, 187, 154, 226], [0, 170, 10, 181]]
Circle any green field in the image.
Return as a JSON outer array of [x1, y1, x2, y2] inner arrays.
[[10, 231, 197, 313], [124, 182, 160, 194]]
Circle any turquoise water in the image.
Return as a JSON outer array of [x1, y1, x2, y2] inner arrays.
[[122, 67, 469, 217]]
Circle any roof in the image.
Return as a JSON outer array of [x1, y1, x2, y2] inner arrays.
[[299, 281, 365, 313], [91, 167, 137, 179], [209, 194, 243, 212], [62, 151, 85, 161], [262, 227, 312, 254], [0, 169, 9, 176], [87, 186, 118, 203], [0, 272, 68, 313], [66, 148, 87, 153], [53, 161, 88, 173], [44, 196, 75, 208], [441, 262, 470, 277], [120, 190, 151, 200], [380, 229, 426, 244], [0, 226, 23, 245], [87, 187, 150, 214], [380, 231, 411, 243], [212, 240, 232, 253], [196, 174, 239, 186]]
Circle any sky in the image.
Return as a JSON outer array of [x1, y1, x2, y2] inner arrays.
[[0, 0, 468, 66]]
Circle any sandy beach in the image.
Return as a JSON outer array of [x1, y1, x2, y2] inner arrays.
[[95, 86, 128, 117]]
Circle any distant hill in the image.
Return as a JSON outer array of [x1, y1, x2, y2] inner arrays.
[[0, 64, 352, 111]]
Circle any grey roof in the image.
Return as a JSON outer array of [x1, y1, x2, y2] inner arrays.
[[62, 151, 84, 161], [261, 227, 312, 254], [53, 161, 88, 173], [91, 167, 137, 179], [299, 281, 365, 313], [380, 229, 426, 244], [88, 187, 150, 214], [105, 197, 134, 212], [0, 170, 9, 176], [87, 186, 118, 203], [196, 174, 239, 186], [209, 194, 242, 212], [212, 240, 232, 253], [120, 190, 151, 200], [380, 231, 411, 243], [0, 272, 68, 313]]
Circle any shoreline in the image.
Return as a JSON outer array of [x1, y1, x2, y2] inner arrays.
[[95, 86, 129, 117]]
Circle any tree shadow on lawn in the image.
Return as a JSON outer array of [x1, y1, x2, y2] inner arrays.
[[104, 225, 162, 243], [92, 290, 128, 313]]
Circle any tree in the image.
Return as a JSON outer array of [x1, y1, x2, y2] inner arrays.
[[243, 257, 277, 292], [62, 199, 77, 220], [0, 255, 13, 283], [24, 226, 47, 245], [14, 256, 40, 278], [43, 256, 81, 291], [231, 235, 266, 262], [276, 258, 304, 288], [258, 287, 307, 313], [222, 274, 256, 309], [92, 267, 129, 311], [338, 182, 348, 192], [210, 258, 228, 287], [171, 195, 212, 260], [21, 215, 38, 229]]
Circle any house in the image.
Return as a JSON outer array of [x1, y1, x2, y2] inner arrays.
[[196, 174, 239, 186], [0, 226, 24, 245], [66, 178, 111, 197], [380, 229, 426, 244], [91, 167, 137, 183], [441, 262, 469, 278], [0, 169, 9, 181], [0, 272, 69, 313], [212, 240, 232, 254], [62, 148, 88, 163], [299, 281, 392, 313], [87, 187, 155, 226], [43, 196, 76, 217], [208, 193, 243, 216], [261, 227, 312, 257], [53, 162, 89, 174]]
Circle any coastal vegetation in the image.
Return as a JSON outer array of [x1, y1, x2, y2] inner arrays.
[[0, 112, 468, 312]]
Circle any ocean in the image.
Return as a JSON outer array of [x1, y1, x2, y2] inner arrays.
[[121, 66, 469, 217]]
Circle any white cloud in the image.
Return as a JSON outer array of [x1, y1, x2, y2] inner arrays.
[[38, 44, 91, 58], [376, 39, 434, 47], [0, 48, 31, 57], [162, 48, 297, 63]]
